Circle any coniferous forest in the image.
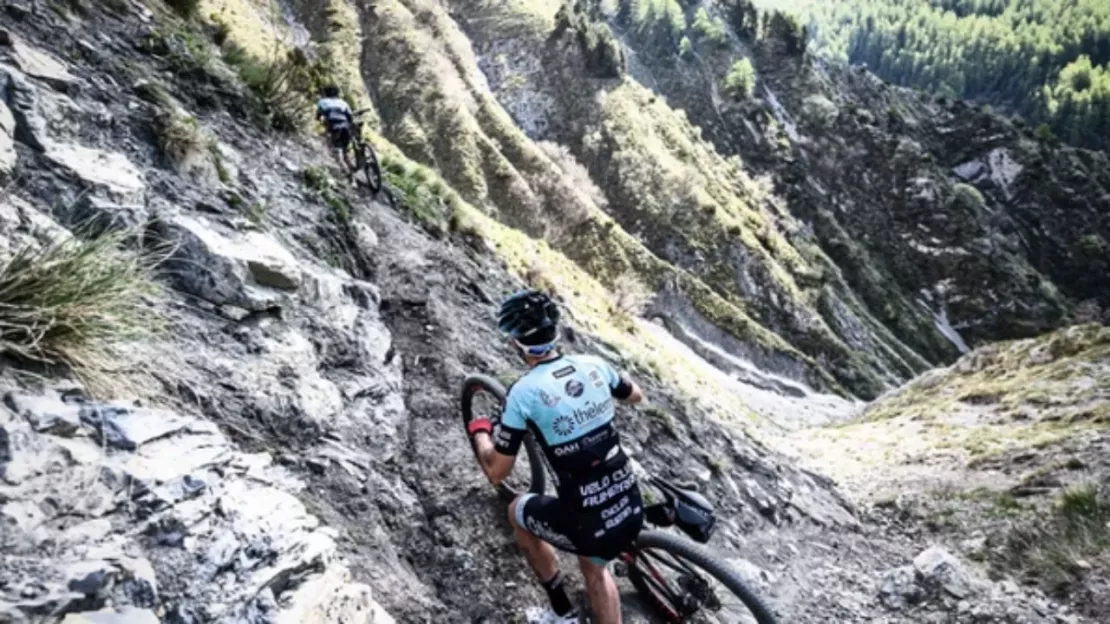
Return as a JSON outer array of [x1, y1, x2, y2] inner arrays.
[[760, 0, 1110, 149]]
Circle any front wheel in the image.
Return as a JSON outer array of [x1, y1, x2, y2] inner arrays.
[[354, 142, 382, 194], [459, 374, 546, 501], [628, 530, 779, 624]]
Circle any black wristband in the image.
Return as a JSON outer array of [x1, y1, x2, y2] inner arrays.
[[611, 377, 633, 400]]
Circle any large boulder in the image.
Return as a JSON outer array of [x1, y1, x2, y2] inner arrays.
[[160, 214, 303, 310], [913, 545, 980, 600]]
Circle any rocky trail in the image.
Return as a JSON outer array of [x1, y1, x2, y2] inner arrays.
[[0, 1, 1107, 624]]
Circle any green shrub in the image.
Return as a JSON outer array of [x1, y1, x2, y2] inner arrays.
[[679, 36, 693, 59], [326, 194, 351, 223], [302, 166, 332, 192], [0, 230, 164, 375], [1077, 234, 1107, 259], [1058, 484, 1108, 521], [134, 81, 173, 108], [210, 144, 232, 184], [1034, 123, 1057, 143], [766, 10, 806, 56], [628, 0, 686, 51], [580, 22, 625, 78], [210, 16, 231, 46], [950, 183, 986, 212], [692, 8, 728, 48], [723, 58, 756, 100]]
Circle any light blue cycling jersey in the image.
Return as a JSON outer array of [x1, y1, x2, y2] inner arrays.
[[315, 97, 352, 129], [495, 352, 643, 559], [500, 354, 622, 447]]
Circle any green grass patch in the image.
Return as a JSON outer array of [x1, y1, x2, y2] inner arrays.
[[385, 166, 447, 233]]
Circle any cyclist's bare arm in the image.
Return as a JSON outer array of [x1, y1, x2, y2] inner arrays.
[[474, 432, 515, 485], [613, 375, 644, 405]]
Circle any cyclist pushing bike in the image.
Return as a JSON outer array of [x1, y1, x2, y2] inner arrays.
[[313, 85, 383, 193], [315, 84, 356, 172], [467, 290, 646, 624]]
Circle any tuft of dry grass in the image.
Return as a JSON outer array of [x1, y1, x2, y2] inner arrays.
[[1003, 483, 1110, 591], [0, 229, 166, 379], [154, 111, 207, 170]]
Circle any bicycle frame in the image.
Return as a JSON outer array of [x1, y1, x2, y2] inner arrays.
[[621, 544, 708, 621]]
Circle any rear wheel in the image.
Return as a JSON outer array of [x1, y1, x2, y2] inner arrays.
[[460, 374, 546, 501], [628, 530, 778, 624], [355, 141, 382, 193]]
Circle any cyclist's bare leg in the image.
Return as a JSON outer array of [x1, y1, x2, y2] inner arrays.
[[579, 557, 621, 624], [341, 145, 355, 173], [507, 496, 558, 581]]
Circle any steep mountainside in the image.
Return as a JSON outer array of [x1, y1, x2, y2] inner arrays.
[[1, 0, 1108, 623], [285, 0, 1109, 400]]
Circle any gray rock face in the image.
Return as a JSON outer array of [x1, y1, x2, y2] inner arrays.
[[0, 97, 13, 181], [879, 564, 923, 610], [0, 193, 68, 262], [44, 143, 146, 205], [61, 607, 160, 623], [78, 402, 194, 451], [0, 63, 80, 152], [161, 214, 302, 310], [0, 390, 391, 623], [0, 59, 138, 213], [4, 391, 82, 436], [4, 32, 77, 92]]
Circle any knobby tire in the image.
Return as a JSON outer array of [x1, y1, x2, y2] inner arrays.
[[459, 374, 546, 501], [631, 530, 779, 624], [357, 143, 382, 194]]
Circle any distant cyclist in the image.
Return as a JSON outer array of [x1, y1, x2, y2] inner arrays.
[[467, 290, 646, 624], [315, 85, 355, 171]]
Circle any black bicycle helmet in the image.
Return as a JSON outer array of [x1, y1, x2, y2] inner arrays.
[[322, 84, 340, 98], [498, 290, 560, 348]]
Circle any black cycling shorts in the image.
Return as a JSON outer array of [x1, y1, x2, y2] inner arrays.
[[514, 493, 644, 564], [329, 125, 353, 150]]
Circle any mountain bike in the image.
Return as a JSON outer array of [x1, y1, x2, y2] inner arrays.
[[460, 373, 779, 624], [345, 108, 381, 193]]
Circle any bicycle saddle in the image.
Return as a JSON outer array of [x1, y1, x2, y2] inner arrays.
[[650, 476, 717, 544]]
